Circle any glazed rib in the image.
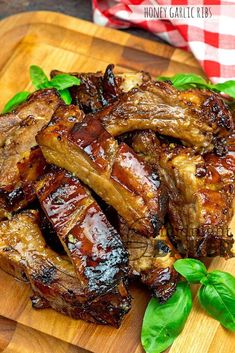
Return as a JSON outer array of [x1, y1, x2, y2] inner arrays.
[[93, 81, 233, 153], [0, 147, 48, 220], [0, 211, 131, 326], [130, 131, 234, 257], [119, 218, 180, 302], [51, 64, 151, 114], [36, 105, 167, 237], [35, 167, 130, 296], [0, 89, 61, 219], [17, 146, 48, 203]]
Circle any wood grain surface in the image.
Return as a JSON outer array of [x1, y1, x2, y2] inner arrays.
[[0, 11, 234, 353], [0, 0, 162, 43]]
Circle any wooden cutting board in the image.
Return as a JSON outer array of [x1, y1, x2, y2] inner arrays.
[[0, 11, 234, 353]]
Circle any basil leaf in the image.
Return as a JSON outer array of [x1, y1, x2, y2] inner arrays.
[[30, 65, 50, 89], [50, 74, 80, 90], [198, 270, 235, 332], [213, 81, 235, 99], [172, 73, 207, 87], [2, 91, 30, 113], [141, 282, 192, 353], [157, 73, 235, 98], [174, 259, 207, 284], [30, 66, 80, 95], [158, 73, 208, 89], [59, 88, 72, 105]]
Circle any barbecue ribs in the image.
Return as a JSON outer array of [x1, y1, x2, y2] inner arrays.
[[130, 130, 234, 257], [119, 218, 180, 302], [0, 89, 61, 219], [35, 167, 130, 296], [0, 211, 131, 326], [93, 81, 233, 153], [36, 105, 168, 237], [51, 64, 151, 114]]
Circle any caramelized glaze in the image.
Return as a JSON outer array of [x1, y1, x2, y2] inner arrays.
[[36, 169, 130, 296]]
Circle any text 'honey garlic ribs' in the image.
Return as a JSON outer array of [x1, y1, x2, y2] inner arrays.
[[36, 168, 130, 297], [130, 131, 234, 257], [93, 81, 233, 153], [119, 218, 180, 302], [36, 105, 167, 237], [0, 211, 131, 326], [0, 89, 61, 219]]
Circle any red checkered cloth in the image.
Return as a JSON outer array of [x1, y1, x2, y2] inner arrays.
[[92, 0, 235, 83]]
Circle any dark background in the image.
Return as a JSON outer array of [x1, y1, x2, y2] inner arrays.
[[0, 0, 163, 42]]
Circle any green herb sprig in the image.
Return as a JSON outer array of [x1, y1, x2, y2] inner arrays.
[[30, 65, 80, 104], [174, 259, 235, 332], [142, 259, 235, 353], [2, 91, 31, 114], [2, 65, 81, 113], [157, 73, 235, 99], [141, 282, 192, 353]]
